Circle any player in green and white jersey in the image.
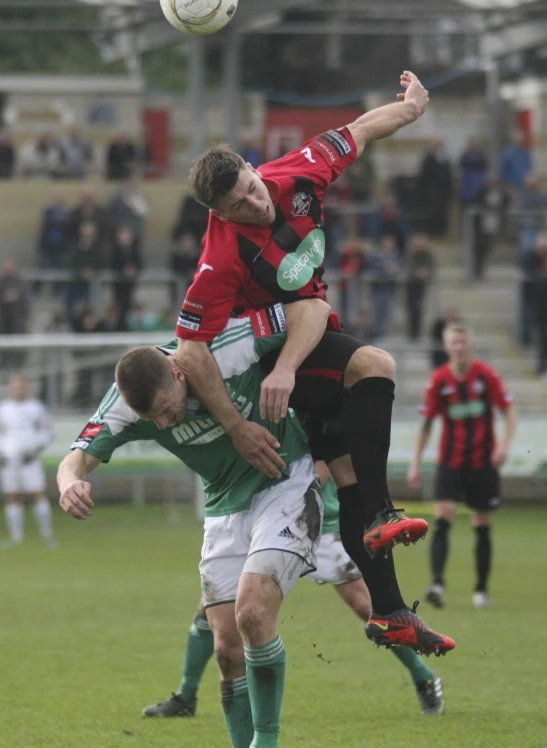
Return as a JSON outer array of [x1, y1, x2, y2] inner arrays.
[[143, 462, 444, 721], [57, 304, 323, 748]]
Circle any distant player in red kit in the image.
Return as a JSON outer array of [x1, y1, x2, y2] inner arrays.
[[174, 71, 456, 656], [408, 324, 516, 608]]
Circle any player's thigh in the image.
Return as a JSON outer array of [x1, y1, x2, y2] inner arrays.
[[291, 332, 365, 418], [199, 512, 249, 610], [2, 464, 22, 496], [247, 455, 323, 598], [465, 468, 501, 519], [306, 533, 362, 586], [434, 466, 463, 517], [20, 462, 46, 495]]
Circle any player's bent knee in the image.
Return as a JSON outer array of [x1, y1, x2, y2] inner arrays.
[[345, 346, 395, 388]]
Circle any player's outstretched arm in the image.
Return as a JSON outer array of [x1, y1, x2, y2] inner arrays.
[[176, 339, 287, 479], [57, 449, 101, 520], [347, 71, 429, 156], [260, 299, 331, 423]]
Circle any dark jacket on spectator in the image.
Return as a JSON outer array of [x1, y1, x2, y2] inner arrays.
[[38, 202, 71, 267], [106, 139, 137, 181], [0, 141, 15, 179], [171, 196, 210, 245], [0, 271, 28, 334], [70, 238, 104, 276]]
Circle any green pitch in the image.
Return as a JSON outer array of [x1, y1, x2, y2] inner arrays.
[[1, 504, 546, 748]]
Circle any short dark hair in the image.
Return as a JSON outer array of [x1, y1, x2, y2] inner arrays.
[[188, 144, 246, 208], [115, 347, 171, 414]]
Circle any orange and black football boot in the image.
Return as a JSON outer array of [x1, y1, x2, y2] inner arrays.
[[363, 508, 428, 558], [366, 601, 456, 656]]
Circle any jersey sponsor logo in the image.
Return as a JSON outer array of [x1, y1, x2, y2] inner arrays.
[[292, 191, 312, 218], [80, 422, 105, 439], [171, 398, 253, 446], [320, 129, 352, 157], [440, 385, 456, 396], [312, 138, 336, 163], [183, 296, 206, 311], [278, 526, 297, 540], [277, 228, 325, 291], [178, 310, 202, 332], [251, 303, 286, 338], [472, 380, 485, 394], [300, 147, 316, 164], [199, 263, 214, 273], [72, 438, 92, 450], [447, 401, 486, 420]]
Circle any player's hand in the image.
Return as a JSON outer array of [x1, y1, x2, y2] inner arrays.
[[397, 71, 429, 116], [491, 444, 508, 468], [260, 368, 296, 423], [407, 463, 421, 491], [59, 480, 94, 520], [228, 421, 286, 479]]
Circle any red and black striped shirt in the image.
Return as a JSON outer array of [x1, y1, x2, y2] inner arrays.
[[176, 128, 357, 342], [420, 361, 512, 470]]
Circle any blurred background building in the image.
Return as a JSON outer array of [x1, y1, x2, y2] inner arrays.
[[0, 0, 546, 503]]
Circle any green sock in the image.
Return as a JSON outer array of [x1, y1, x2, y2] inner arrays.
[[245, 636, 286, 748], [390, 646, 435, 686], [221, 676, 254, 748], [178, 611, 214, 701]]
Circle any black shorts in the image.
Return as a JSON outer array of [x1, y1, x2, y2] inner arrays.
[[260, 330, 365, 463], [434, 466, 502, 512]]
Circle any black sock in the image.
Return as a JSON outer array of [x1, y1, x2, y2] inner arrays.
[[341, 377, 395, 525], [431, 518, 451, 586], [474, 525, 492, 593], [338, 483, 406, 615]]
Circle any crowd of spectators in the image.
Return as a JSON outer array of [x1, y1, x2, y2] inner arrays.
[[0, 128, 148, 181]]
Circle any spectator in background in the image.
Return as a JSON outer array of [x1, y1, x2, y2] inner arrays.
[[367, 191, 410, 258], [37, 194, 70, 270], [171, 194, 209, 247], [430, 308, 460, 369], [471, 177, 507, 280], [532, 242, 547, 377], [521, 234, 547, 350], [0, 260, 29, 368], [108, 178, 149, 244], [0, 130, 15, 178], [126, 303, 158, 332], [240, 134, 263, 169], [338, 235, 369, 335], [154, 306, 178, 332], [71, 306, 105, 409], [459, 139, 488, 209], [70, 185, 108, 244], [20, 133, 59, 179], [418, 137, 453, 237], [500, 130, 532, 195], [66, 222, 104, 325], [516, 173, 547, 269], [170, 231, 200, 304], [106, 133, 137, 180], [323, 176, 351, 267], [369, 234, 401, 340], [56, 127, 93, 179], [111, 227, 142, 330], [346, 149, 375, 203], [406, 232, 435, 341]]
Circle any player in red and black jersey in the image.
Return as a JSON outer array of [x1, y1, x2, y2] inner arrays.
[[175, 72, 455, 655], [408, 324, 516, 609]]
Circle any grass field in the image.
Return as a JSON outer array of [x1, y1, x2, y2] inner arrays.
[[1, 504, 546, 748]]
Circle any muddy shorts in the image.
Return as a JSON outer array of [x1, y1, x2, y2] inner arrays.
[[306, 532, 362, 586], [199, 455, 323, 608]]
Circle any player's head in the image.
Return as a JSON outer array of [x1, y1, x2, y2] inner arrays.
[[443, 323, 474, 366], [10, 374, 28, 401], [115, 348, 188, 429], [189, 144, 275, 226]]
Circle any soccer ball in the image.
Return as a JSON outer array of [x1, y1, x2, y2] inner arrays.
[[159, 0, 239, 35]]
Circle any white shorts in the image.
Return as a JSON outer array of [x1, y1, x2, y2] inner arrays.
[[2, 459, 46, 495], [200, 455, 323, 608], [306, 532, 362, 586]]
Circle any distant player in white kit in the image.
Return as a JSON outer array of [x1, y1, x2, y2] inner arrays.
[[1, 374, 56, 547]]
